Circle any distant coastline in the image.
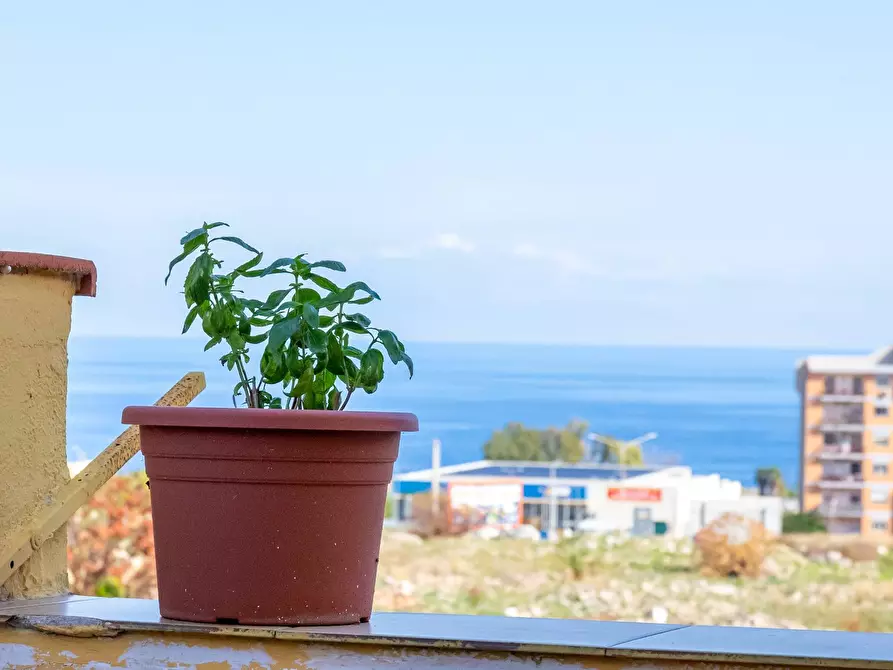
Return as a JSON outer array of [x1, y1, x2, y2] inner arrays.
[[67, 337, 808, 487]]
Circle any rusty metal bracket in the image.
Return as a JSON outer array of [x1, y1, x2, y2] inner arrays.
[[0, 372, 206, 588]]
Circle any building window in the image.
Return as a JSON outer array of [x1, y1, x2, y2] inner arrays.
[[877, 406, 890, 417], [850, 493, 861, 504], [824, 433, 838, 445], [875, 431, 891, 446], [825, 376, 835, 393], [879, 375, 891, 388], [873, 463, 889, 476], [872, 489, 888, 504], [872, 521, 889, 531]]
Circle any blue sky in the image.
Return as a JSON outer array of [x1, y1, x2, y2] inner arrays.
[[2, 2, 892, 346]]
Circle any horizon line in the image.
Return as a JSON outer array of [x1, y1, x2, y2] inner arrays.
[[68, 334, 869, 353]]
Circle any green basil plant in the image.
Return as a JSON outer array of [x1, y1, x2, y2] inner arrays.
[[166, 222, 413, 410]]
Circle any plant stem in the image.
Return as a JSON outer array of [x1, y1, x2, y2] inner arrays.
[[339, 388, 355, 410]]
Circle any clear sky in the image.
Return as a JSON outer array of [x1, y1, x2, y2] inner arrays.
[[2, 2, 891, 347]]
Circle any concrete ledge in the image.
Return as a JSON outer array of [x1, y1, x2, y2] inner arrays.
[[1, 595, 892, 668]]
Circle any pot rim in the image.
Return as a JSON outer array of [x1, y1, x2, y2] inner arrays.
[[122, 406, 418, 432]]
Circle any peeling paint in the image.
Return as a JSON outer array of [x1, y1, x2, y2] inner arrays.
[[8, 614, 119, 638], [0, 627, 853, 669]]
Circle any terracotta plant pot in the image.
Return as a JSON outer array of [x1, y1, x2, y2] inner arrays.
[[121, 406, 418, 625]]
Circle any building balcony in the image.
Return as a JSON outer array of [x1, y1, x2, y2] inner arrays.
[[818, 502, 864, 518], [814, 474, 865, 489], [812, 423, 865, 433], [812, 394, 867, 404], [813, 443, 865, 460]]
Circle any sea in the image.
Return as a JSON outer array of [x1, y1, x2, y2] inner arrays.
[[68, 338, 815, 489]]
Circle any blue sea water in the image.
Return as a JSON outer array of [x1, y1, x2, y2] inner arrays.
[[67, 338, 809, 488]]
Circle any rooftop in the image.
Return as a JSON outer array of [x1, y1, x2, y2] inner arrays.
[[799, 346, 893, 375]]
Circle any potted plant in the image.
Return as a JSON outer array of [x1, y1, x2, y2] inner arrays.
[[122, 222, 417, 625]]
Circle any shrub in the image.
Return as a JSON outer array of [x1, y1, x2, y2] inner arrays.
[[782, 511, 826, 534]]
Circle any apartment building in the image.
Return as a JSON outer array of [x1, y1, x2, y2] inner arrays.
[[797, 346, 893, 535]]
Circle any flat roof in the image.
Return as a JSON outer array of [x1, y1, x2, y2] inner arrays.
[[393, 459, 666, 483], [799, 346, 893, 374]]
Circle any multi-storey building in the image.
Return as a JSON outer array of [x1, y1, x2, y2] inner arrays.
[[797, 346, 893, 535]]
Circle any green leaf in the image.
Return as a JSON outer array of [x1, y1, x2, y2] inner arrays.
[[244, 332, 269, 345], [183, 232, 208, 255], [319, 314, 335, 327], [312, 370, 337, 394], [204, 337, 222, 351], [349, 295, 375, 305], [401, 352, 414, 379], [212, 236, 260, 254], [378, 330, 403, 365], [233, 253, 264, 275], [258, 257, 295, 277], [327, 388, 342, 410], [267, 316, 301, 351], [344, 345, 364, 359], [226, 332, 245, 350], [180, 227, 207, 246], [269, 397, 283, 409], [310, 260, 347, 272], [201, 311, 215, 337], [302, 391, 324, 410], [184, 253, 214, 306], [182, 305, 201, 334], [313, 352, 329, 374], [286, 346, 307, 376], [303, 303, 320, 329], [260, 349, 287, 384], [326, 333, 346, 375], [307, 273, 340, 293], [287, 365, 314, 397], [249, 316, 273, 327], [342, 357, 360, 383], [204, 222, 230, 230], [316, 291, 349, 310], [343, 281, 381, 301], [345, 313, 371, 328], [260, 288, 292, 311], [306, 328, 327, 354], [296, 288, 322, 304], [165, 247, 196, 285], [359, 348, 385, 392], [335, 321, 369, 335]]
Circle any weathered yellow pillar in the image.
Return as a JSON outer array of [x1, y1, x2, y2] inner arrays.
[[0, 252, 96, 599]]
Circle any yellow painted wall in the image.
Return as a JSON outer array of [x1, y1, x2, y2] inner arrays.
[[0, 272, 77, 598]]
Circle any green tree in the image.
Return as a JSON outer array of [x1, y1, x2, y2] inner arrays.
[[756, 466, 788, 496], [484, 421, 587, 462]]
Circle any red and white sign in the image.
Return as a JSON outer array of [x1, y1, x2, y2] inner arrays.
[[607, 487, 662, 502]]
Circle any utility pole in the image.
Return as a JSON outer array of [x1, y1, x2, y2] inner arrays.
[[431, 439, 442, 522]]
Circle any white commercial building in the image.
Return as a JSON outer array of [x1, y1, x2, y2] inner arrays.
[[391, 460, 782, 537]]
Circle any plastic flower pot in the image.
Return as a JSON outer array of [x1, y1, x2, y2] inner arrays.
[[122, 406, 418, 625]]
